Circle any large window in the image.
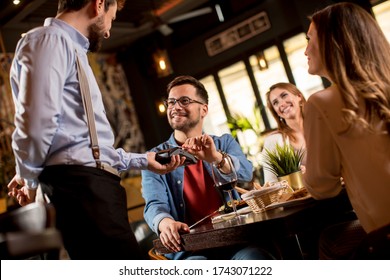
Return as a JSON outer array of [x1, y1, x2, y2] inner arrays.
[[218, 62, 260, 155], [373, 0, 390, 42], [251, 45, 289, 129], [283, 33, 324, 99], [201, 75, 230, 136]]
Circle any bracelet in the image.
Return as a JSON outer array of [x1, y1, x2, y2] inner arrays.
[[217, 150, 228, 169]]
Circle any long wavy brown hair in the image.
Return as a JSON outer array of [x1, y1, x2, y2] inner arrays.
[[265, 82, 306, 143], [310, 2, 390, 134]]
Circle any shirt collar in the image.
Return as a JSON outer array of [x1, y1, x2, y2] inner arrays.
[[44, 17, 90, 51]]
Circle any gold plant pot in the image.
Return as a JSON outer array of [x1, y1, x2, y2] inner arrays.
[[278, 170, 304, 191]]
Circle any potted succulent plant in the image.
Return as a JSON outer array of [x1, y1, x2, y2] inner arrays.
[[262, 143, 305, 191]]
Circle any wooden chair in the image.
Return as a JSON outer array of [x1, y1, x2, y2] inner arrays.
[[148, 247, 168, 260], [0, 202, 63, 259]]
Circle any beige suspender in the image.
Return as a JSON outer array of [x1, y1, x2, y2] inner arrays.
[[75, 52, 120, 177]]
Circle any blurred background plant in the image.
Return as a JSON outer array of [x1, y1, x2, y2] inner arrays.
[[227, 105, 269, 185], [0, 131, 15, 198], [0, 37, 15, 211]]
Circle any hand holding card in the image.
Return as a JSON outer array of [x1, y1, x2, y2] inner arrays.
[[155, 147, 198, 165]]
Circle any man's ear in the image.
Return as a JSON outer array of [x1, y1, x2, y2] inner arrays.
[[201, 104, 208, 118], [94, 0, 105, 16]]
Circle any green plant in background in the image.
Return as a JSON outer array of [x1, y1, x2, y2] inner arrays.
[[0, 154, 14, 197], [227, 107, 267, 184], [227, 114, 253, 139], [0, 120, 16, 200], [227, 106, 264, 139], [1, 53, 16, 202], [262, 143, 305, 177]]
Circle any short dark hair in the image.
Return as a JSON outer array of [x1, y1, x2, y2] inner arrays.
[[57, 0, 125, 13], [167, 75, 209, 104]]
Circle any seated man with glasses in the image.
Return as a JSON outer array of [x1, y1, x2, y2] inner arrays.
[[141, 75, 274, 260]]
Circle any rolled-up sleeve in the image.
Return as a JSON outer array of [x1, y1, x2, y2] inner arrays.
[[116, 149, 148, 171]]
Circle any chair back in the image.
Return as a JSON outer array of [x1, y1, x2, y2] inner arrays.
[[0, 202, 63, 259], [354, 223, 390, 259]]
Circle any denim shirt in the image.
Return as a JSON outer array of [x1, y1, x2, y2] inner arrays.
[[141, 133, 253, 259]]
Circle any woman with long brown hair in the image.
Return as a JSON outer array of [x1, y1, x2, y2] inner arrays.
[[304, 2, 390, 259], [262, 82, 306, 182]]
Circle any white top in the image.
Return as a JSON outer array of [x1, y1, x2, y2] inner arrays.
[[261, 133, 285, 183], [261, 132, 306, 183], [304, 86, 390, 233]]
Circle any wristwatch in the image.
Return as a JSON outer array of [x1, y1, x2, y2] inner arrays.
[[217, 150, 228, 169]]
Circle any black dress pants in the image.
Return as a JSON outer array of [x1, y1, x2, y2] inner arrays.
[[39, 165, 146, 260]]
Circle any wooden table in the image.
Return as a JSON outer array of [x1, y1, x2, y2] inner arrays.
[[153, 190, 356, 259]]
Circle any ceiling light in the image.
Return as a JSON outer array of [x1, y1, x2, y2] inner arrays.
[[159, 59, 167, 70], [13, 0, 21, 5], [152, 49, 173, 78], [256, 52, 268, 71], [215, 4, 224, 22], [156, 101, 167, 115], [157, 24, 173, 36]]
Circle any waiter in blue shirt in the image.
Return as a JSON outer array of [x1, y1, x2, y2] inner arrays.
[[7, 0, 183, 260]]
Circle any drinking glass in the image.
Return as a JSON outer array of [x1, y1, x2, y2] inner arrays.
[[210, 156, 239, 219]]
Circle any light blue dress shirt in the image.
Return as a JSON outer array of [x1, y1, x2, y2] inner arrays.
[[10, 18, 147, 188]]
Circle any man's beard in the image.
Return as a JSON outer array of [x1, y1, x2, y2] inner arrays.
[[169, 114, 200, 133], [88, 16, 105, 52]]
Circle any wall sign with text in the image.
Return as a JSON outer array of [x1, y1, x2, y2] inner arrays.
[[205, 11, 271, 57]]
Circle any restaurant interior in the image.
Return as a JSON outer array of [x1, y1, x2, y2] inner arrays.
[[0, 0, 389, 260]]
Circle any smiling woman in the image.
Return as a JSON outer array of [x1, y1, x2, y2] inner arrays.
[[303, 2, 390, 259], [261, 82, 306, 183]]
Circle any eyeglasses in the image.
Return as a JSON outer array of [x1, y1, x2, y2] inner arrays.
[[163, 96, 205, 108]]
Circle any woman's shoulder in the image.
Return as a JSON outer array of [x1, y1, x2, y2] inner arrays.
[[264, 131, 283, 140], [306, 86, 344, 119], [305, 85, 348, 133], [307, 85, 342, 108], [263, 132, 284, 148]]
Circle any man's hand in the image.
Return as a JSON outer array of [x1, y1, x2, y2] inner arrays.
[[147, 152, 186, 174], [182, 134, 221, 163], [7, 175, 36, 206], [158, 218, 190, 252]]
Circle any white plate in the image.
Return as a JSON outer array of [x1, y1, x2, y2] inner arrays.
[[241, 185, 285, 200], [265, 195, 313, 210], [211, 206, 253, 224], [237, 206, 253, 215]]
